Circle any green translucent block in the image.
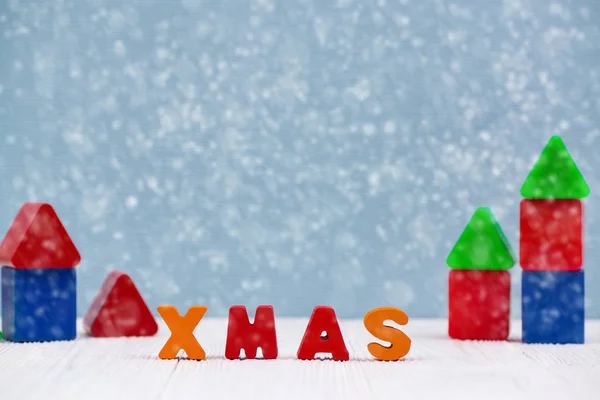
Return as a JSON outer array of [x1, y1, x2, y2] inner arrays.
[[520, 135, 590, 199], [446, 207, 516, 270], [0, 331, 2, 340]]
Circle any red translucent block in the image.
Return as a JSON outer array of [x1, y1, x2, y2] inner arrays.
[[83, 271, 158, 337], [297, 306, 349, 361], [225, 305, 278, 360], [519, 199, 582, 271], [0, 202, 81, 269], [448, 270, 510, 340]]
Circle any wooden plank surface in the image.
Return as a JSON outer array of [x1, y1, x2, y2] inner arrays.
[[0, 319, 599, 400]]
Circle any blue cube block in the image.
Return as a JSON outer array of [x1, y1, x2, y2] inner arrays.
[[522, 270, 584, 344], [1, 266, 77, 342]]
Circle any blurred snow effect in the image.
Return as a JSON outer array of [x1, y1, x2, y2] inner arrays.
[[0, 0, 599, 318]]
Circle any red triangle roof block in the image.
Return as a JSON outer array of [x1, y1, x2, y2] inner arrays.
[[83, 271, 158, 337], [0, 202, 81, 269]]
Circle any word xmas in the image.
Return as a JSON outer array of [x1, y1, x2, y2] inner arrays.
[[157, 305, 411, 362]]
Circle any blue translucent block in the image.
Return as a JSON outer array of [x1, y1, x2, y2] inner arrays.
[[522, 270, 584, 344], [1, 266, 77, 342]]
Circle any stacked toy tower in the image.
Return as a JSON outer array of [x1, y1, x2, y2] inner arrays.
[[519, 136, 589, 344], [447, 207, 517, 340], [0, 202, 81, 342]]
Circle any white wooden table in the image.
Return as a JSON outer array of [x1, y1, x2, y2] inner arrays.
[[0, 319, 599, 400]]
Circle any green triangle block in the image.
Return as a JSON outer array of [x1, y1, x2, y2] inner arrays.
[[520, 136, 590, 199], [446, 207, 516, 270]]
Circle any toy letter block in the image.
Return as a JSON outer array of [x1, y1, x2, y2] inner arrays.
[[520, 199, 582, 270], [363, 307, 411, 361], [522, 271, 584, 344], [83, 271, 158, 337], [520, 136, 590, 199], [448, 270, 510, 340], [447, 207, 516, 271], [225, 305, 278, 360], [1, 266, 76, 342], [297, 306, 349, 361], [158, 305, 207, 360], [0, 203, 81, 269]]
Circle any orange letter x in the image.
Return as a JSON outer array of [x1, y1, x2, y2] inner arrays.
[[157, 305, 207, 360]]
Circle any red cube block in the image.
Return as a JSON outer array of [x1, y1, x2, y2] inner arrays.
[[519, 199, 582, 271], [448, 270, 510, 340]]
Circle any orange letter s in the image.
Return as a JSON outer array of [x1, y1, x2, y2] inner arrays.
[[363, 307, 411, 361]]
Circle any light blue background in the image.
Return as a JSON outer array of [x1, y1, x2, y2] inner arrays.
[[0, 0, 599, 318]]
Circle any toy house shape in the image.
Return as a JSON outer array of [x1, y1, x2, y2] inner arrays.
[[519, 136, 588, 270], [447, 207, 516, 340], [519, 135, 588, 344], [83, 271, 158, 337], [1, 202, 80, 342]]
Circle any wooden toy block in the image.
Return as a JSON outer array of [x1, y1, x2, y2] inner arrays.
[[363, 307, 411, 361], [448, 270, 510, 340], [157, 305, 207, 360], [520, 135, 590, 199], [225, 305, 278, 360], [520, 199, 582, 270], [0, 202, 81, 269], [446, 207, 516, 270], [1, 266, 76, 342], [522, 271, 584, 344], [297, 306, 349, 361], [83, 271, 158, 337]]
